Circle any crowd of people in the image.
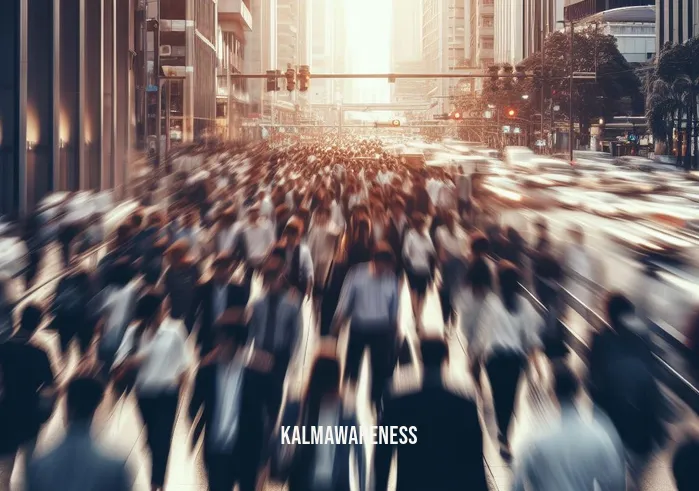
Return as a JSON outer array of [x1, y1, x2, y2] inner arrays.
[[1, 136, 699, 491]]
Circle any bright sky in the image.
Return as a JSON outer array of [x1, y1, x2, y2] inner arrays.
[[343, 0, 391, 104]]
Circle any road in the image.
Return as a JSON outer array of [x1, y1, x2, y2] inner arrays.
[[6, 251, 686, 491]]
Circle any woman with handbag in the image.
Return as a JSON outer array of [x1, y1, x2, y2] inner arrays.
[[112, 294, 192, 491]]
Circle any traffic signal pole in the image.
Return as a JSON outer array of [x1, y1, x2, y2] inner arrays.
[[234, 72, 532, 79]]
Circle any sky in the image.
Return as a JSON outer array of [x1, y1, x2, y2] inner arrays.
[[343, 0, 391, 104]]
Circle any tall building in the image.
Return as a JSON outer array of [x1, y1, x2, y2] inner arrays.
[[656, 0, 699, 50], [581, 6, 656, 63], [523, 0, 565, 59], [390, 0, 425, 105], [311, 0, 336, 105], [216, 0, 253, 140], [1, 0, 138, 218], [245, 0, 277, 118], [494, 0, 525, 65]]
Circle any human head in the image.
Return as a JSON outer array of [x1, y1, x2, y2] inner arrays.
[[283, 219, 303, 246], [467, 258, 492, 298], [470, 232, 490, 258], [552, 361, 579, 407], [248, 206, 260, 224], [135, 293, 164, 326], [372, 242, 396, 276], [263, 255, 287, 294], [420, 337, 449, 371], [65, 376, 105, 425], [20, 303, 43, 334]]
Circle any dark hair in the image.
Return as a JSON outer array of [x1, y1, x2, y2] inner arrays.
[[20, 303, 44, 334], [552, 361, 579, 403], [66, 376, 105, 423], [217, 321, 248, 347], [471, 234, 490, 256], [673, 435, 699, 491], [606, 293, 634, 331], [499, 263, 521, 313], [467, 258, 492, 296], [420, 338, 448, 368]]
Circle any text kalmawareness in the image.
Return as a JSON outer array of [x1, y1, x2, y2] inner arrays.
[[281, 426, 418, 445]]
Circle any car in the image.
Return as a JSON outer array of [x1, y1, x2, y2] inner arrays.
[[504, 146, 536, 170]]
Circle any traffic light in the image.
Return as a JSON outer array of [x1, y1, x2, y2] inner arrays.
[[266, 70, 277, 92], [502, 64, 514, 90], [507, 108, 516, 118], [488, 65, 499, 91], [447, 111, 463, 120], [298, 65, 310, 92], [515, 65, 526, 83], [285, 65, 296, 92], [391, 119, 400, 127]]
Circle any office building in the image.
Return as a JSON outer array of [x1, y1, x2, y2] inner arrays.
[[1, 0, 138, 219], [390, 0, 426, 105], [522, 0, 565, 58], [245, 0, 277, 118], [656, 0, 699, 50], [494, 0, 525, 65], [580, 5, 656, 63], [216, 0, 253, 140]]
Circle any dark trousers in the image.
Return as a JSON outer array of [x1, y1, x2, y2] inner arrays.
[[136, 389, 179, 487], [25, 249, 41, 289], [485, 350, 524, 441], [267, 350, 291, 424], [58, 223, 82, 267], [55, 315, 93, 356], [438, 287, 455, 327], [204, 446, 255, 491], [345, 328, 396, 407]]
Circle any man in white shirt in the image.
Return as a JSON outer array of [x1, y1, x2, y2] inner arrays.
[[513, 362, 626, 491], [239, 206, 275, 284], [189, 320, 267, 491], [563, 225, 602, 309]]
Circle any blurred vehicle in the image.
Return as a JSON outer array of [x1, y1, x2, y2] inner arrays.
[[606, 222, 695, 262], [549, 187, 585, 209], [399, 152, 427, 169], [614, 156, 654, 172], [481, 176, 550, 209], [504, 146, 536, 171], [473, 148, 500, 159]]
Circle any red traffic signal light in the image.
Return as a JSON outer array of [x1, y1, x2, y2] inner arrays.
[[285, 66, 296, 92], [298, 65, 310, 92], [391, 119, 400, 127], [507, 109, 516, 117]]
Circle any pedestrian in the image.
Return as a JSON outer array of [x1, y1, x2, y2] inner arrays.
[[331, 243, 399, 416], [26, 376, 132, 491], [0, 304, 56, 489], [588, 293, 668, 490], [112, 293, 191, 491], [307, 206, 341, 331], [473, 263, 543, 460], [512, 362, 626, 491], [275, 349, 367, 491], [51, 265, 94, 362], [247, 255, 304, 423], [189, 254, 250, 357], [375, 337, 488, 491], [163, 239, 200, 333], [402, 212, 436, 334], [435, 210, 468, 335], [188, 322, 267, 491], [280, 219, 314, 299]]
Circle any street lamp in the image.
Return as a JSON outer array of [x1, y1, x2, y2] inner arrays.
[[599, 118, 604, 125], [521, 94, 529, 100]]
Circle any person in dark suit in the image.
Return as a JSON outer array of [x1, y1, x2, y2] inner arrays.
[[188, 321, 267, 491], [188, 254, 251, 356], [385, 197, 408, 283], [0, 304, 56, 488], [247, 256, 304, 424], [375, 337, 488, 491], [26, 376, 131, 491]]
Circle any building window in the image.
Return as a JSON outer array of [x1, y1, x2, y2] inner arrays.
[[481, 16, 494, 27], [216, 101, 227, 118], [481, 39, 494, 49]]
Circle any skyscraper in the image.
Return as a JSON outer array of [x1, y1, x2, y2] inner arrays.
[[656, 0, 699, 51], [390, 0, 425, 105]]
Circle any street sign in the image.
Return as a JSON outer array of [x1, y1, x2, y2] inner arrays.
[[502, 126, 511, 134], [514, 127, 521, 134], [536, 139, 546, 147], [146, 84, 158, 92], [484, 110, 493, 119]]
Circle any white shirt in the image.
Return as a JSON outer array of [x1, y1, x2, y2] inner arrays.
[[330, 201, 345, 230], [212, 356, 245, 450], [242, 221, 275, 263], [402, 229, 436, 274], [216, 222, 242, 254], [308, 224, 340, 285], [312, 401, 340, 488], [471, 294, 542, 361], [435, 225, 467, 260], [99, 283, 138, 349], [113, 317, 191, 394]]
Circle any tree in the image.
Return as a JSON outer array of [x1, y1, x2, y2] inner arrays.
[[645, 38, 699, 169], [518, 25, 642, 145]]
